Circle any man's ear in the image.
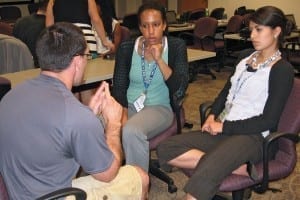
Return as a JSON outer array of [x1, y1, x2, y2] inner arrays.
[[71, 56, 80, 72]]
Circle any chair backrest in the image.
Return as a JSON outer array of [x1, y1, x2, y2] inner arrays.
[[242, 13, 253, 28], [188, 8, 206, 22], [209, 7, 225, 20], [234, 6, 247, 16], [275, 78, 300, 169], [0, 6, 21, 21], [225, 15, 244, 34], [0, 34, 34, 74], [27, 3, 39, 14], [193, 17, 218, 51], [121, 13, 138, 30], [120, 26, 131, 42], [277, 78, 300, 134], [194, 17, 218, 38], [0, 22, 12, 36]]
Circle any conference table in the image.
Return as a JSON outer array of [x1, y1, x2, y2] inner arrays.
[[168, 19, 228, 33], [224, 31, 300, 41], [2, 48, 216, 90]]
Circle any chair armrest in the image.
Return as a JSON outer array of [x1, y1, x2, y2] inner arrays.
[[199, 101, 213, 126], [256, 132, 299, 193], [36, 187, 87, 200]]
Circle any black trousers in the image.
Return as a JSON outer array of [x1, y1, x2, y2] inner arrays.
[[157, 131, 265, 200]]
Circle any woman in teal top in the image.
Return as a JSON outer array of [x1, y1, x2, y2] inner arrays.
[[112, 2, 189, 172]]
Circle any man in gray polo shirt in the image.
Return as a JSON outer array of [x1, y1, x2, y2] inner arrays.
[[0, 22, 148, 200]]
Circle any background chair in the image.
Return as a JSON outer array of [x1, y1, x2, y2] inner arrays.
[[234, 6, 247, 16], [214, 15, 245, 70], [0, 6, 21, 21], [186, 8, 206, 22], [184, 78, 300, 200], [0, 34, 34, 74], [179, 17, 218, 80], [0, 22, 12, 36], [0, 173, 86, 200], [120, 25, 131, 42], [27, 3, 39, 14], [209, 7, 225, 20], [121, 13, 140, 39], [285, 41, 300, 76]]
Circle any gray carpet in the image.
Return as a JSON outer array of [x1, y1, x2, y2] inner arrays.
[[148, 68, 300, 200]]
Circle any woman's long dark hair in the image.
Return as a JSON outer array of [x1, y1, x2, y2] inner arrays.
[[249, 6, 293, 47]]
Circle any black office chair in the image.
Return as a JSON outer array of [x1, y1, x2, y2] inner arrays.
[[187, 8, 206, 22], [27, 3, 39, 14], [0, 173, 87, 200], [0, 6, 21, 21], [121, 13, 140, 39], [210, 7, 225, 20]]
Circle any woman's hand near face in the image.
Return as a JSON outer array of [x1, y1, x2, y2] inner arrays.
[[148, 43, 163, 62]]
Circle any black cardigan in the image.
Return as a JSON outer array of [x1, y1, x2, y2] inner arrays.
[[210, 49, 294, 135]]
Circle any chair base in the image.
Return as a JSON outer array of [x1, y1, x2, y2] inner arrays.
[[149, 159, 178, 193], [189, 62, 216, 82]]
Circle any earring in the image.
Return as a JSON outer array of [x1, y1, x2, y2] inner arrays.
[[274, 35, 277, 39]]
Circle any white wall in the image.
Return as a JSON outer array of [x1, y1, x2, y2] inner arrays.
[[208, 0, 300, 26]]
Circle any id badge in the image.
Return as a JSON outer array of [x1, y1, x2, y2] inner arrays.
[[133, 93, 146, 112]]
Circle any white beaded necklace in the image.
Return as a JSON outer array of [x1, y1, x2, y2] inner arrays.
[[246, 50, 281, 71]]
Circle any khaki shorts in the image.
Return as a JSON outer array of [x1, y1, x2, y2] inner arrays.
[[67, 165, 142, 200]]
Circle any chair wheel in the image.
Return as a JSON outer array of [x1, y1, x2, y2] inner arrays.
[[168, 184, 177, 193]]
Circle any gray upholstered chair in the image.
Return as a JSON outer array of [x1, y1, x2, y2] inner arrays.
[[0, 34, 34, 74]]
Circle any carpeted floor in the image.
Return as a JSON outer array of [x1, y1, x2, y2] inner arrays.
[[148, 68, 300, 200]]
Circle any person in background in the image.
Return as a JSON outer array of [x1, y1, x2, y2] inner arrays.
[[0, 22, 149, 200], [157, 6, 294, 200], [94, 0, 121, 55], [46, 0, 114, 57], [0, 21, 13, 36], [112, 2, 189, 172], [13, 0, 49, 66]]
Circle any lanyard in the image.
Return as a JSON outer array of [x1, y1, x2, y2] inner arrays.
[[231, 50, 281, 102], [141, 40, 157, 93], [231, 70, 254, 102]]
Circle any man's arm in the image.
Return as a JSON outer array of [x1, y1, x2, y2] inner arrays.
[[88, 81, 123, 182]]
